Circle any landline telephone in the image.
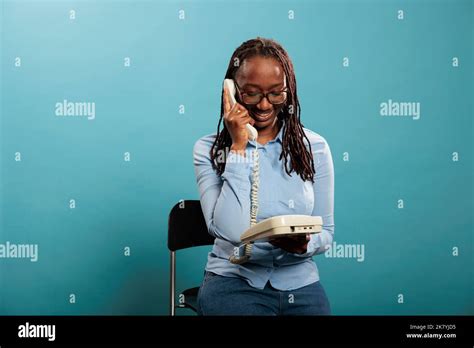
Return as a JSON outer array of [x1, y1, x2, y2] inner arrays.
[[222, 79, 322, 264], [223, 79, 258, 141]]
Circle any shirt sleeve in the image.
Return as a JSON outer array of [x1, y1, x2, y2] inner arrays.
[[292, 136, 335, 258], [193, 138, 252, 246]]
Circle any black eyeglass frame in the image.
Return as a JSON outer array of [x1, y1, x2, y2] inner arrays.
[[234, 81, 288, 106]]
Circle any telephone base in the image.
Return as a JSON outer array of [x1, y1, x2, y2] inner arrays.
[[240, 215, 323, 244]]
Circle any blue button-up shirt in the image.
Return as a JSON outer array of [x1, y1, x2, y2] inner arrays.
[[193, 123, 335, 291]]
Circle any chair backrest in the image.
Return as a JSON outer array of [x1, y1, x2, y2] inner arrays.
[[168, 200, 215, 251]]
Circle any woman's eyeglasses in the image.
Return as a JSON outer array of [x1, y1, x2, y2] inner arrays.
[[235, 83, 288, 105]]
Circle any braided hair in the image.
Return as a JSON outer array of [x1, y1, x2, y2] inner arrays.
[[210, 37, 316, 182]]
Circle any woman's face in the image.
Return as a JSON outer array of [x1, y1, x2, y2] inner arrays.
[[235, 56, 287, 129]]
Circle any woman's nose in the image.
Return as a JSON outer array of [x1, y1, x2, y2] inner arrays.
[[256, 96, 273, 110]]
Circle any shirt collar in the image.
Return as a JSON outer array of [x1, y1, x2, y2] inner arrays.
[[275, 120, 284, 143], [250, 120, 284, 146], [268, 119, 285, 144]]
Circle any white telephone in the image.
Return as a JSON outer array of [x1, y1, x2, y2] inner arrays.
[[240, 215, 322, 243], [222, 79, 322, 264], [223, 79, 258, 141]]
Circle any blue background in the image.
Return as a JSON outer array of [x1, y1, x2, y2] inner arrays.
[[0, 0, 472, 315]]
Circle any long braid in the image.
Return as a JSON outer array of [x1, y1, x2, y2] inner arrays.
[[210, 37, 316, 182]]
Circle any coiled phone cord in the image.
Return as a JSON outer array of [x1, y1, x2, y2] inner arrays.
[[229, 143, 259, 264]]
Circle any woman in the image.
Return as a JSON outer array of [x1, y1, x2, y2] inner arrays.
[[193, 37, 335, 315]]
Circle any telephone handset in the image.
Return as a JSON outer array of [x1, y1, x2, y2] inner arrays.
[[223, 79, 258, 141], [222, 78, 322, 264]]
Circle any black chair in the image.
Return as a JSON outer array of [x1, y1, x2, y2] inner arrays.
[[168, 200, 215, 316]]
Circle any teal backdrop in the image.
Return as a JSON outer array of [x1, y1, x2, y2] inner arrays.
[[0, 0, 472, 315]]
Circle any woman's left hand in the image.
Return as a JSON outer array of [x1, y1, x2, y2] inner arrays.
[[269, 234, 310, 254]]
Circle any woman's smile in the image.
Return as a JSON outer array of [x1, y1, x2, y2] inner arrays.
[[251, 109, 273, 123]]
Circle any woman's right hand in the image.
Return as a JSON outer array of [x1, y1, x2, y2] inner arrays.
[[223, 86, 255, 152]]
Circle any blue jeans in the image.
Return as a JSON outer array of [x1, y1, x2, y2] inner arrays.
[[197, 271, 331, 316]]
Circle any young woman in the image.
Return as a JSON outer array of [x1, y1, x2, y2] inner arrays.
[[193, 37, 335, 315]]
